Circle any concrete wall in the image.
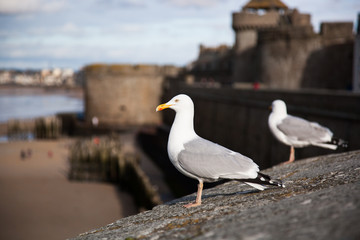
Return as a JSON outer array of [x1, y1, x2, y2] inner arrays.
[[84, 64, 179, 127], [162, 83, 360, 169]]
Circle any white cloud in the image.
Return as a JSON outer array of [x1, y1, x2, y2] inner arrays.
[[8, 49, 27, 58], [161, 0, 220, 8], [93, 0, 146, 8], [0, 0, 66, 14], [115, 23, 144, 33], [59, 22, 85, 36], [114, 0, 145, 7]]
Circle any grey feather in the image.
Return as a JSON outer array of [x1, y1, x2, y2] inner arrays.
[[178, 138, 259, 182], [277, 115, 332, 142]]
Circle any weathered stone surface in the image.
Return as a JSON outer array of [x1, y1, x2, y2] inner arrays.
[[70, 150, 360, 240]]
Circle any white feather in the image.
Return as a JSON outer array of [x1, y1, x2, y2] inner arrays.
[[244, 182, 266, 191]]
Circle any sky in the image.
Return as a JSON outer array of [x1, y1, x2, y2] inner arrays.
[[0, 0, 359, 71]]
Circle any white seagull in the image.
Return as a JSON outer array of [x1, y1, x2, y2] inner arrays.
[[268, 99, 348, 164], [156, 94, 284, 208]]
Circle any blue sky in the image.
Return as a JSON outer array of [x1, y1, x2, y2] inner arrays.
[[0, 0, 359, 70]]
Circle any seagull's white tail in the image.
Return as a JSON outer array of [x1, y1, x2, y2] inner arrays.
[[312, 142, 337, 150], [244, 182, 266, 191], [312, 137, 348, 150]]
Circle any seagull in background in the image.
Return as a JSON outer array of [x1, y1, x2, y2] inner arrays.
[[268, 99, 348, 164], [156, 94, 284, 208]]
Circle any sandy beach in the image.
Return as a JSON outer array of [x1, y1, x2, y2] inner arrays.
[[0, 139, 137, 240]]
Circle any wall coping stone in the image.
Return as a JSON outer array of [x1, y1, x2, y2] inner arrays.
[[70, 150, 360, 240]]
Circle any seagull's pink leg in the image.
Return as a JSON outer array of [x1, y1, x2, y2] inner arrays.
[[282, 146, 295, 164], [184, 181, 203, 208]]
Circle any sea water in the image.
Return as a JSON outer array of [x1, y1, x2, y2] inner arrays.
[[0, 94, 83, 123]]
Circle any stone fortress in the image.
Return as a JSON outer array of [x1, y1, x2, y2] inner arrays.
[[190, 0, 354, 89]]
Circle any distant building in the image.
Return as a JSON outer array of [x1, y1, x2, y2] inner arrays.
[[189, 0, 354, 90], [0, 68, 79, 87], [0, 71, 12, 84]]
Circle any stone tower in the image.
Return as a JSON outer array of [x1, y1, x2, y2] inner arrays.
[[232, 0, 290, 53], [84, 64, 180, 127], [231, 0, 319, 88]]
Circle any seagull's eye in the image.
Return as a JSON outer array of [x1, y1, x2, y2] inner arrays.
[[175, 99, 179, 103]]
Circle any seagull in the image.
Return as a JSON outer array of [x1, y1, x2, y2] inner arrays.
[[156, 94, 284, 208], [268, 99, 348, 164]]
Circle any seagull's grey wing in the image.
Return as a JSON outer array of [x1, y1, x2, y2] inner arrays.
[[178, 138, 259, 181], [277, 115, 332, 142]]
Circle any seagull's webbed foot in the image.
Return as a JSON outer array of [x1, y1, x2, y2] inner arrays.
[[281, 159, 294, 165], [184, 201, 201, 208], [281, 146, 295, 165], [183, 181, 203, 208]]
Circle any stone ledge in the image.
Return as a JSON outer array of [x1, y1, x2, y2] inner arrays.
[[70, 150, 360, 240]]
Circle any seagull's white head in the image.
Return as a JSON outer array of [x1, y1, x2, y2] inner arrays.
[[271, 99, 287, 115], [156, 94, 194, 113]]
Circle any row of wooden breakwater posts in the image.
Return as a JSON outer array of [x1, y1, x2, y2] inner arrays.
[[7, 116, 61, 140], [69, 135, 162, 211]]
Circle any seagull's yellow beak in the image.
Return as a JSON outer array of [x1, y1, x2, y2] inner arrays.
[[156, 103, 172, 112]]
